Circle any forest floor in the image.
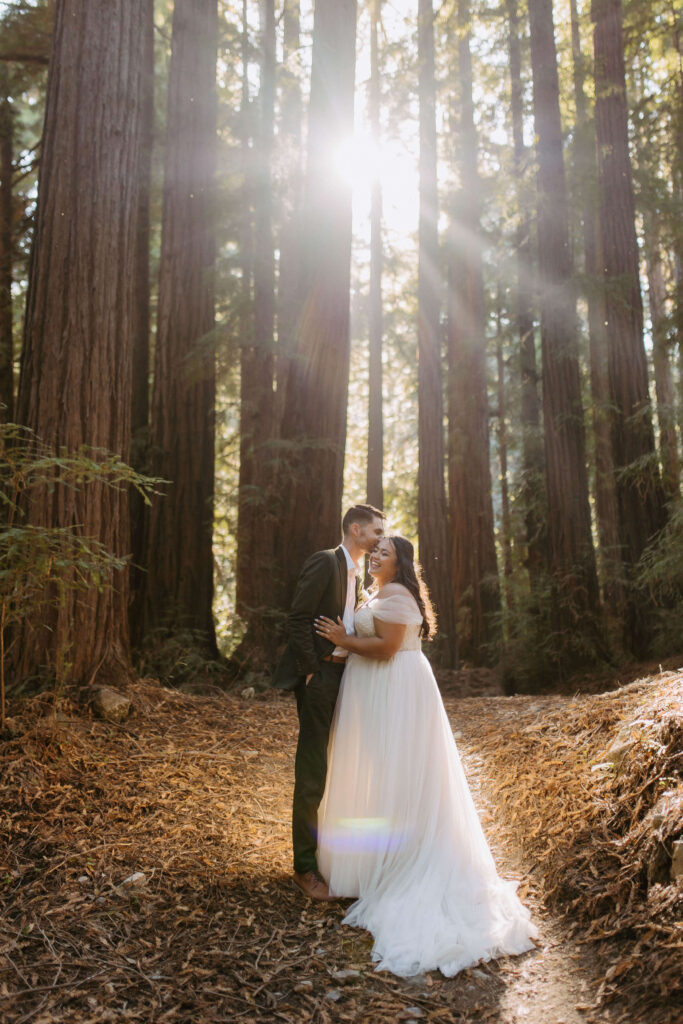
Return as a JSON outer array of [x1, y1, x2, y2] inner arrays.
[[0, 664, 681, 1024]]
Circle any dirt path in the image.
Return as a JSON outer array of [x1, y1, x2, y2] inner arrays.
[[450, 713, 603, 1024], [0, 684, 632, 1022]]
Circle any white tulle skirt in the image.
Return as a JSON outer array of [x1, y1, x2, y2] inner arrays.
[[317, 650, 538, 977]]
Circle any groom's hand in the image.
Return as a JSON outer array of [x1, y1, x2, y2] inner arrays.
[[305, 674, 313, 686]]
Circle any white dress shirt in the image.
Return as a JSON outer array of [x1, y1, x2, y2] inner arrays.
[[332, 544, 362, 658]]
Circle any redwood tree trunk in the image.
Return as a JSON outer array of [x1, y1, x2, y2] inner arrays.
[[495, 293, 513, 611], [592, 0, 667, 653], [144, 0, 218, 649], [646, 243, 680, 500], [633, 42, 680, 505], [237, 0, 253, 403], [569, 0, 621, 603], [236, 0, 276, 654], [15, 0, 150, 685], [275, 0, 303, 427], [670, 6, 683, 404], [418, 0, 455, 665], [277, 0, 358, 605], [129, 4, 154, 643], [0, 66, 13, 420], [447, 0, 499, 663], [506, 0, 545, 587], [366, 0, 383, 512], [528, 0, 601, 654]]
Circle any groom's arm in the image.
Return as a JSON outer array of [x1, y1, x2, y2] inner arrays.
[[289, 551, 333, 676]]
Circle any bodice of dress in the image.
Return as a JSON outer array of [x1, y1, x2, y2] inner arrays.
[[354, 598, 422, 651]]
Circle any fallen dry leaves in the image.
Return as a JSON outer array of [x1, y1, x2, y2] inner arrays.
[[449, 669, 682, 1024], [0, 667, 680, 1023]]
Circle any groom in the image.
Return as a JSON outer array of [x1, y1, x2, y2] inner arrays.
[[273, 504, 385, 899]]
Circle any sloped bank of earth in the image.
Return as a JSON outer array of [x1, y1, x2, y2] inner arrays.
[[0, 668, 680, 1023], [448, 669, 683, 1024]]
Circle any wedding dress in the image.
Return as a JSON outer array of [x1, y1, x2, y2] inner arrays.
[[317, 591, 538, 977]]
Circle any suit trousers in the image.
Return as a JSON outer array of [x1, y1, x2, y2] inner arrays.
[[292, 660, 345, 873]]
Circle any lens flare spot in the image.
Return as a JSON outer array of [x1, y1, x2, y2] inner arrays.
[[322, 816, 411, 853]]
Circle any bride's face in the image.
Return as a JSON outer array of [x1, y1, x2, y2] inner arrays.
[[368, 539, 397, 584]]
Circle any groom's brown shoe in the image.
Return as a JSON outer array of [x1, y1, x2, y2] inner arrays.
[[292, 870, 335, 901]]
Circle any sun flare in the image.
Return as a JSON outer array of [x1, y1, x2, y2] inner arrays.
[[332, 134, 419, 238], [333, 135, 383, 187]]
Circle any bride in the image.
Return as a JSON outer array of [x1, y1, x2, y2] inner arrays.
[[314, 536, 538, 978]]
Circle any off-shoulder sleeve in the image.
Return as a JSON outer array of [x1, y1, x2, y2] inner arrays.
[[371, 593, 423, 626]]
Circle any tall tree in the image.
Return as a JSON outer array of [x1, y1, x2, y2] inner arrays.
[[237, 0, 253, 409], [275, 0, 303, 421], [235, 0, 277, 655], [417, 0, 455, 664], [0, 65, 13, 420], [568, 0, 621, 600], [129, 3, 155, 643], [446, 0, 499, 662], [144, 0, 218, 649], [366, 0, 384, 512], [666, 0, 683, 371], [592, 0, 667, 652], [15, 0, 150, 685], [631, 46, 681, 504], [528, 0, 601, 653], [277, 0, 358, 604], [495, 290, 513, 611], [646, 237, 681, 500], [506, 0, 545, 587]]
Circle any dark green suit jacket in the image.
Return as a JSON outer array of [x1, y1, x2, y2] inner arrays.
[[272, 545, 363, 691]]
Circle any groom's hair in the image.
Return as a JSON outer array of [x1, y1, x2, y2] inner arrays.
[[342, 503, 385, 534]]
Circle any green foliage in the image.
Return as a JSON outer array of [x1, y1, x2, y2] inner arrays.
[[1, 523, 128, 616], [496, 571, 612, 694], [0, 424, 159, 719], [636, 498, 683, 654], [135, 628, 234, 692]]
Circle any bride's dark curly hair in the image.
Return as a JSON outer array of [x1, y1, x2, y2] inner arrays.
[[386, 535, 437, 639]]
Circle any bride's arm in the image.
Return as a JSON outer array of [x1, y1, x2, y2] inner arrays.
[[314, 615, 405, 660]]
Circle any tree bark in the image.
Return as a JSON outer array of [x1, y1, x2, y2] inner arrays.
[[506, 0, 545, 588], [633, 22, 681, 505], [0, 65, 13, 420], [495, 291, 513, 612], [15, 0, 150, 686], [144, 0, 218, 649], [238, 0, 253, 383], [275, 0, 303, 427], [277, 0, 358, 606], [592, 0, 667, 653], [236, 0, 277, 655], [528, 0, 601, 654], [366, 0, 383, 512], [447, 0, 499, 663], [646, 243, 680, 500], [568, 0, 621, 604], [669, 2, 683, 405], [418, 0, 455, 665], [129, 4, 154, 644]]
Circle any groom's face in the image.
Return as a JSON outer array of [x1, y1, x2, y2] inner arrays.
[[353, 516, 385, 554]]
